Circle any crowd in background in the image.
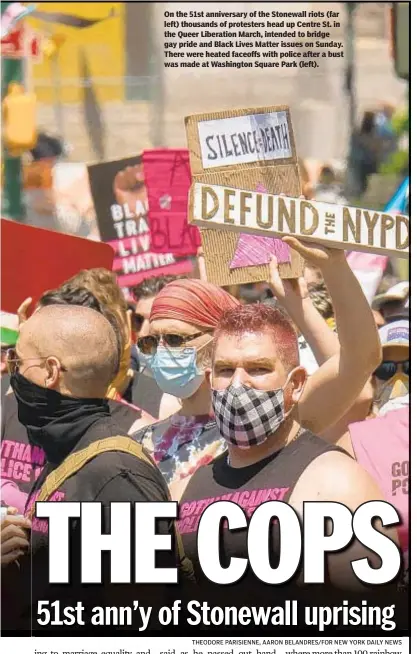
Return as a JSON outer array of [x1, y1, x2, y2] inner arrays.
[[0, 102, 409, 632]]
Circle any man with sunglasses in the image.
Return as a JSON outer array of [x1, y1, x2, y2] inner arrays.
[[1, 304, 184, 633], [131, 275, 185, 419], [372, 319, 409, 416], [348, 319, 410, 593]]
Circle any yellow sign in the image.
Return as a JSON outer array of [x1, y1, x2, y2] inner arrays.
[[28, 2, 125, 103]]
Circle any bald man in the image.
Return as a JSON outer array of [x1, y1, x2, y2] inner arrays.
[[2, 305, 185, 633], [14, 304, 119, 398]]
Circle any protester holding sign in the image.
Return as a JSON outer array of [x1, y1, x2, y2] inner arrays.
[[266, 259, 409, 582], [178, 285, 400, 619], [175, 242, 406, 620]]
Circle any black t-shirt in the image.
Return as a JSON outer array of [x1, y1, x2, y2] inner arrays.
[[1, 393, 143, 498], [178, 430, 408, 632], [1, 413, 188, 634], [180, 430, 338, 595]]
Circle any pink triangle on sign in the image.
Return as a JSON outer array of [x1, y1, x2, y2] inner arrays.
[[229, 184, 291, 269]]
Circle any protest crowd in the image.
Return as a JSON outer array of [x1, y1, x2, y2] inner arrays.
[[0, 159, 409, 631], [0, 1, 409, 638]]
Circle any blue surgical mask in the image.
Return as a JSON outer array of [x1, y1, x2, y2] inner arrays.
[[136, 348, 154, 378], [150, 345, 204, 399]]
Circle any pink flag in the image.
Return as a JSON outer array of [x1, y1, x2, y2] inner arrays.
[[346, 251, 388, 304]]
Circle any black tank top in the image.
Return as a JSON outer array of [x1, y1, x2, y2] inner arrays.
[[179, 428, 349, 625]]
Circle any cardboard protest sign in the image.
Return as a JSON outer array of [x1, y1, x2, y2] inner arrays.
[[185, 105, 303, 286], [189, 184, 409, 258], [0, 219, 114, 315], [143, 148, 201, 256], [87, 155, 193, 293]]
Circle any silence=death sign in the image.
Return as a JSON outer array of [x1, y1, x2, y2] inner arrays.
[[197, 110, 292, 169], [190, 183, 409, 258], [186, 104, 302, 285]]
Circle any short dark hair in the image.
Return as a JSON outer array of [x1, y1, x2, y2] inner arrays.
[[131, 275, 185, 301], [30, 133, 64, 160], [39, 286, 102, 312], [213, 303, 299, 371]]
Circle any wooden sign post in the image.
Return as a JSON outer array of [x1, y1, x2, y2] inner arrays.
[[185, 106, 304, 286], [189, 184, 409, 258]]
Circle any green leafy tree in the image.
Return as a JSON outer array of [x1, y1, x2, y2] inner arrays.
[[379, 106, 409, 176]]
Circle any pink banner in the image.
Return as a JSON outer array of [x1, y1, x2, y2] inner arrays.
[[143, 148, 201, 256], [107, 224, 192, 282], [88, 154, 192, 293]]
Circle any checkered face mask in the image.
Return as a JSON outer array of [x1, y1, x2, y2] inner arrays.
[[211, 382, 287, 449]]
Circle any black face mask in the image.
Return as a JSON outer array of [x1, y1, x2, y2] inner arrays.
[[10, 372, 110, 464]]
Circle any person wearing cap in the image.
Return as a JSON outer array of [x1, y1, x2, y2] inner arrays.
[[372, 281, 409, 325], [371, 319, 409, 416], [347, 320, 409, 585], [321, 317, 409, 453]]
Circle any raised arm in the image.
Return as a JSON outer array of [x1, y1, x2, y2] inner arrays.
[[280, 237, 381, 434], [269, 254, 374, 447], [269, 256, 340, 365]]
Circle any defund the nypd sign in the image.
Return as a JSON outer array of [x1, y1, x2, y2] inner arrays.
[[190, 183, 409, 258]]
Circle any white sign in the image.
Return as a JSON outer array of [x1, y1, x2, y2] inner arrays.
[[197, 111, 292, 169], [190, 183, 409, 257]]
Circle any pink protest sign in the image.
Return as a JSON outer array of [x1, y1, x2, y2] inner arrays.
[[87, 155, 192, 294], [230, 183, 291, 269], [108, 217, 193, 289], [143, 149, 201, 256]]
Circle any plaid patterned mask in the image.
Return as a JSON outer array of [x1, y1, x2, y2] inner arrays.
[[211, 383, 286, 449]]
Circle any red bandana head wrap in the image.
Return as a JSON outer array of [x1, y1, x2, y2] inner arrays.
[[150, 279, 240, 330]]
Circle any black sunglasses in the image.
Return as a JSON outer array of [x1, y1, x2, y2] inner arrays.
[[374, 360, 409, 382], [137, 332, 205, 355]]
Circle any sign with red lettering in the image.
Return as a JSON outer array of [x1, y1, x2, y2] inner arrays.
[[1, 219, 114, 314], [143, 148, 201, 255], [87, 155, 193, 293], [1, 24, 42, 60]]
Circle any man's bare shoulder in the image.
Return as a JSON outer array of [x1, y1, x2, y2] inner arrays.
[[289, 449, 384, 511]]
